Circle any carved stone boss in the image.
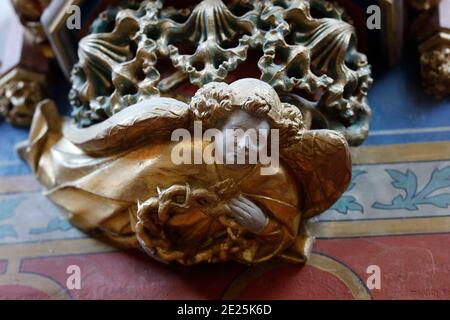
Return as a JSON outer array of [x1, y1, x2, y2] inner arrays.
[[21, 0, 371, 266]]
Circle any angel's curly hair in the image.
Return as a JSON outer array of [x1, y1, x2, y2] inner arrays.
[[189, 82, 305, 143], [189, 82, 234, 128]]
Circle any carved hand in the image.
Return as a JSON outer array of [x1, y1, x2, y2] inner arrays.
[[228, 195, 268, 234]]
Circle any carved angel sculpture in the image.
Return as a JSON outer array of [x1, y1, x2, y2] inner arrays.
[[22, 79, 351, 265]]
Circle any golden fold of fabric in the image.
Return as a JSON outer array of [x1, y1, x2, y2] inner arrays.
[[22, 79, 351, 266]]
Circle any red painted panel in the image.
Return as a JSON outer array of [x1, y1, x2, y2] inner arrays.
[[20, 250, 245, 300], [236, 264, 354, 300], [0, 285, 50, 300], [314, 234, 450, 299]]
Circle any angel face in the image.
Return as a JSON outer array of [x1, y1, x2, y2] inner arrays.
[[214, 109, 271, 167]]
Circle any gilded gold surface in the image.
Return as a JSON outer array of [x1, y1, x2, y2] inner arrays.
[[22, 79, 351, 265], [420, 44, 450, 98], [0, 68, 46, 127], [411, 0, 449, 98]]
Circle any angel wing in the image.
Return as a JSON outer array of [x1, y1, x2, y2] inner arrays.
[[23, 97, 192, 242], [63, 97, 191, 156], [280, 129, 352, 219]]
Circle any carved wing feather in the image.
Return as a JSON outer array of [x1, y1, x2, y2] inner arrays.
[[281, 129, 352, 219], [63, 97, 191, 156]]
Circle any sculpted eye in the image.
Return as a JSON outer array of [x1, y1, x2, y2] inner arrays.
[[197, 198, 209, 206]]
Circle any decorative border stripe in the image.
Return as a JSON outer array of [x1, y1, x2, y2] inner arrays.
[[351, 141, 450, 164], [309, 216, 450, 238], [0, 238, 116, 259]]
